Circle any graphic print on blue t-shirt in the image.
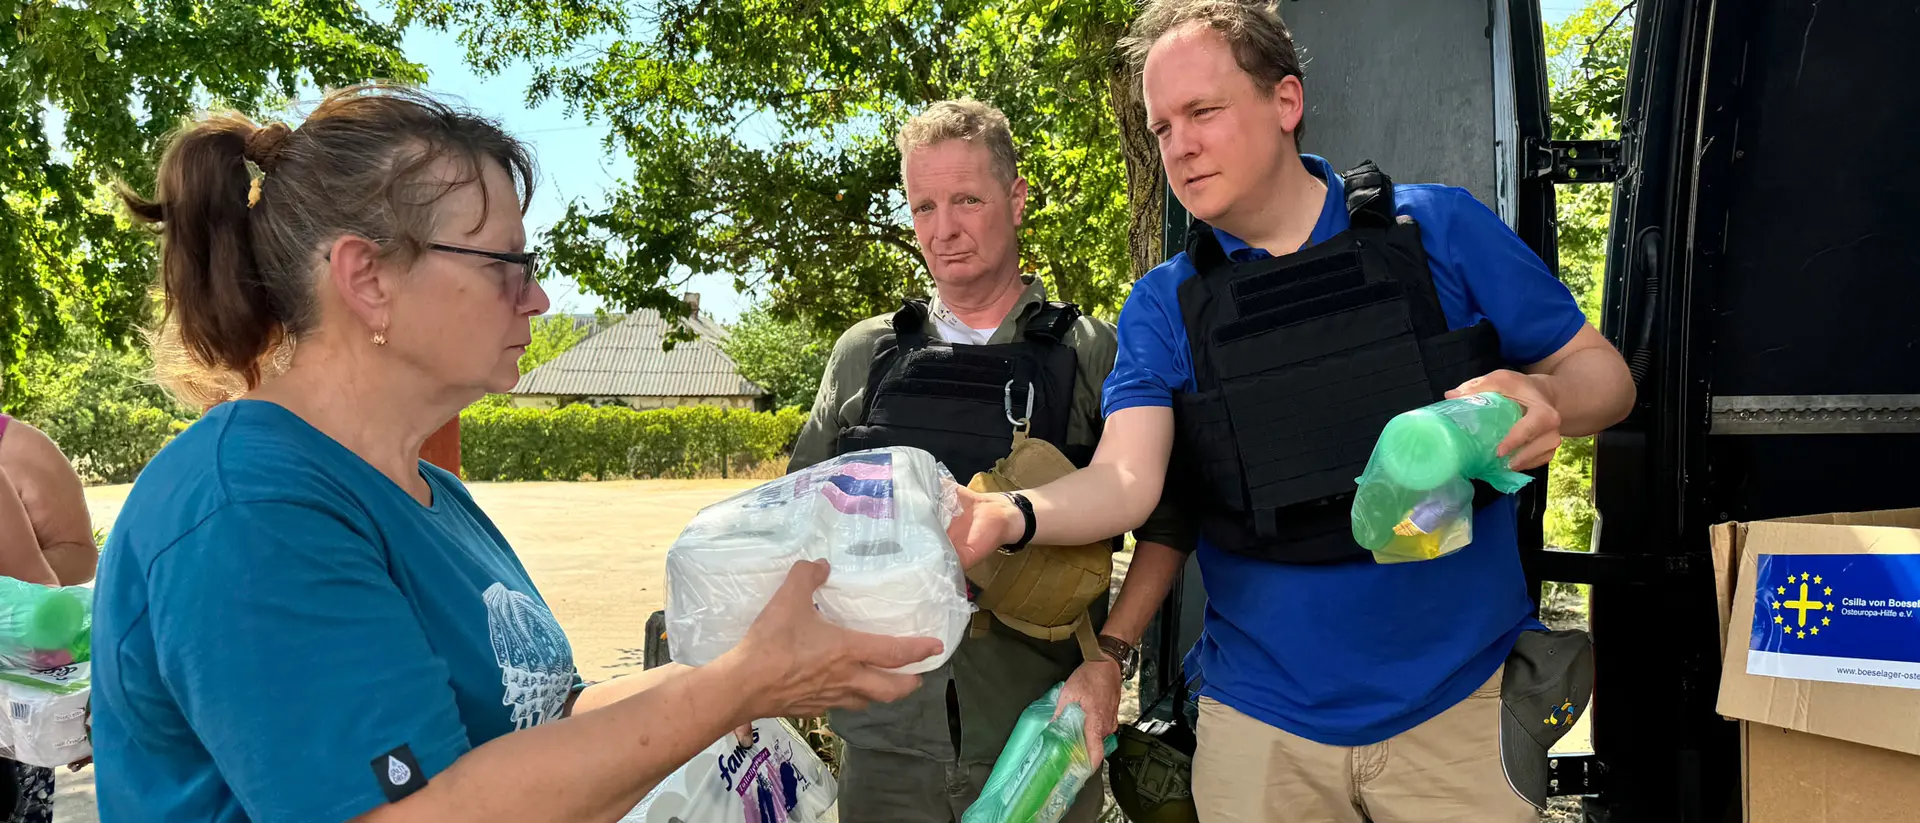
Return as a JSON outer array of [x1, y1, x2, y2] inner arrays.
[[1102, 155, 1585, 747], [484, 582, 576, 730], [87, 399, 579, 822]]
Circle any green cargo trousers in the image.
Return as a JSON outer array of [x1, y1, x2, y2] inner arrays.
[[836, 743, 1108, 823]]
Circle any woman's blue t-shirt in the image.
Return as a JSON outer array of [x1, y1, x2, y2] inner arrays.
[[90, 399, 579, 822]]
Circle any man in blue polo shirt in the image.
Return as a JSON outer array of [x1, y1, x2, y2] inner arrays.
[[947, 1, 1634, 820]]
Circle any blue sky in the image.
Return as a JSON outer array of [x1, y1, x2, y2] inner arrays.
[[393, 2, 1587, 324]]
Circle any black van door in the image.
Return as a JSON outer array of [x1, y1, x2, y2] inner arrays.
[[1583, 1, 1920, 821]]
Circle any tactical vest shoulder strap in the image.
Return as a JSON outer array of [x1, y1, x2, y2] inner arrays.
[[1023, 301, 1082, 344], [1185, 220, 1229, 273], [889, 299, 933, 349], [1341, 160, 1397, 229]]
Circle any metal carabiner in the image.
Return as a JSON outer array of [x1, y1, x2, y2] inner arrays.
[[1004, 379, 1035, 433]]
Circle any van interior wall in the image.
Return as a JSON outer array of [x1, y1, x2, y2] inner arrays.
[[1282, 0, 1503, 211]]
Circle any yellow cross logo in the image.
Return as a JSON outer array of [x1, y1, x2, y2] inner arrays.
[[1783, 582, 1828, 628]]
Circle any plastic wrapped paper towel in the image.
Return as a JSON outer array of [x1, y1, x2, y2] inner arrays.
[[0, 662, 91, 768], [618, 717, 836, 823], [665, 447, 973, 675]]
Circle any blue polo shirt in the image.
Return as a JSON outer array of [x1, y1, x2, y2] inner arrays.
[[1104, 155, 1585, 746]]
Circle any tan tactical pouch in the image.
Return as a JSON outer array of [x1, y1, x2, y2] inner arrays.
[[964, 432, 1115, 663]]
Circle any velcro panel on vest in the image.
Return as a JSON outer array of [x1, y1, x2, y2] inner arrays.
[[859, 350, 1020, 438], [1419, 321, 1505, 394], [1171, 389, 1245, 510], [1211, 288, 1434, 513]]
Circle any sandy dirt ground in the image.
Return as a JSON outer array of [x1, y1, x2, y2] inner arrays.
[[63, 479, 1590, 822]]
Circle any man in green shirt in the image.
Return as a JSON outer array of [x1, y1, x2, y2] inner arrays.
[[789, 98, 1191, 823]]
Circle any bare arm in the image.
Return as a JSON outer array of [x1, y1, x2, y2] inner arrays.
[[565, 663, 693, 716], [0, 469, 59, 586], [1518, 323, 1637, 436], [356, 562, 937, 823], [0, 422, 97, 585], [355, 653, 758, 823], [1100, 540, 1186, 648], [948, 406, 1175, 566], [1446, 323, 1636, 471], [1054, 538, 1185, 766]]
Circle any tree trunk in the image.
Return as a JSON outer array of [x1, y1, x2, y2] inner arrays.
[[1108, 62, 1165, 280]]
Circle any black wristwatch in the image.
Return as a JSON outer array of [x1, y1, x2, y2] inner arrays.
[[999, 492, 1036, 554], [1098, 634, 1139, 681]]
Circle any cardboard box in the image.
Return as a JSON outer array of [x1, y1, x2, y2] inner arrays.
[[1711, 508, 1920, 823]]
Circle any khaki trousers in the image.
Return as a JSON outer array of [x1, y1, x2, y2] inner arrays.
[[1191, 668, 1539, 823]]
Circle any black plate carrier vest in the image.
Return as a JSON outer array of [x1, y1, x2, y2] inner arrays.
[[836, 299, 1090, 481], [1170, 161, 1509, 564]]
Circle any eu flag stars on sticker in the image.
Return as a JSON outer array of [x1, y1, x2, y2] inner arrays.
[[1748, 553, 1920, 690], [1766, 569, 1838, 642]]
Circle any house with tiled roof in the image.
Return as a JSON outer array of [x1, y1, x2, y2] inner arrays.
[[507, 294, 770, 411]]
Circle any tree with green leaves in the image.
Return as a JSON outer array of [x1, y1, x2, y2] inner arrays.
[[402, 0, 1160, 340], [2, 0, 423, 409], [719, 306, 833, 411], [7, 325, 194, 484], [519, 313, 597, 374]]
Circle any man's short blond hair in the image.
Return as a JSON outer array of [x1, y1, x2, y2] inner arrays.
[[896, 99, 1020, 186], [1120, 0, 1308, 144]]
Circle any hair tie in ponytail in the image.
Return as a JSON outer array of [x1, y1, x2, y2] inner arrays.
[[244, 122, 292, 209]]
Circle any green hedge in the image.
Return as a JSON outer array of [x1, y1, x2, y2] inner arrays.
[[459, 404, 807, 481], [39, 401, 190, 485]]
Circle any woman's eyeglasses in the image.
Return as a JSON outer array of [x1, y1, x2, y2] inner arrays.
[[426, 242, 540, 301]]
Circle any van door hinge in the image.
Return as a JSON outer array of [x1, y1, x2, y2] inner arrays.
[[1526, 138, 1623, 184], [1548, 753, 1607, 797]]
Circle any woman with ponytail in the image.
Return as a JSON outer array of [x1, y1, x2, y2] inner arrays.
[[91, 84, 942, 822]]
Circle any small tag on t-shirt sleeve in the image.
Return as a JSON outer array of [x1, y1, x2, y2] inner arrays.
[[372, 744, 427, 803]]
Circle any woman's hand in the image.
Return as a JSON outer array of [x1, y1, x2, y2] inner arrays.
[[725, 560, 941, 721]]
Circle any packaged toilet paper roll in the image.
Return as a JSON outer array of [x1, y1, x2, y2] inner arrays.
[[0, 662, 91, 768], [666, 447, 973, 674]]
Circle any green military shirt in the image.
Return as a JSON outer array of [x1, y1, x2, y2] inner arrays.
[[789, 275, 1192, 765]]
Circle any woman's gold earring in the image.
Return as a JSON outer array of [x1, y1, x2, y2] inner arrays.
[[372, 323, 388, 347]]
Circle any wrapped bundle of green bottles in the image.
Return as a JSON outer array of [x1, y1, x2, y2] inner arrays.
[[0, 577, 92, 670], [1350, 393, 1536, 563], [963, 683, 1116, 823], [0, 578, 93, 768]]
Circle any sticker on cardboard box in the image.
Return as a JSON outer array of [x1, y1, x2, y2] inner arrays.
[[1748, 553, 1920, 689]]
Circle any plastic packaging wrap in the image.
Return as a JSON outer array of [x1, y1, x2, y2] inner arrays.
[[666, 447, 972, 675], [1351, 392, 1535, 562], [0, 578, 91, 670], [619, 717, 836, 823], [0, 661, 90, 768], [962, 683, 1116, 823]]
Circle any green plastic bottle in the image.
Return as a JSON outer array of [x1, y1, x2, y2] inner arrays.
[[1351, 393, 1535, 562], [0, 578, 91, 669], [963, 683, 1118, 823]]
